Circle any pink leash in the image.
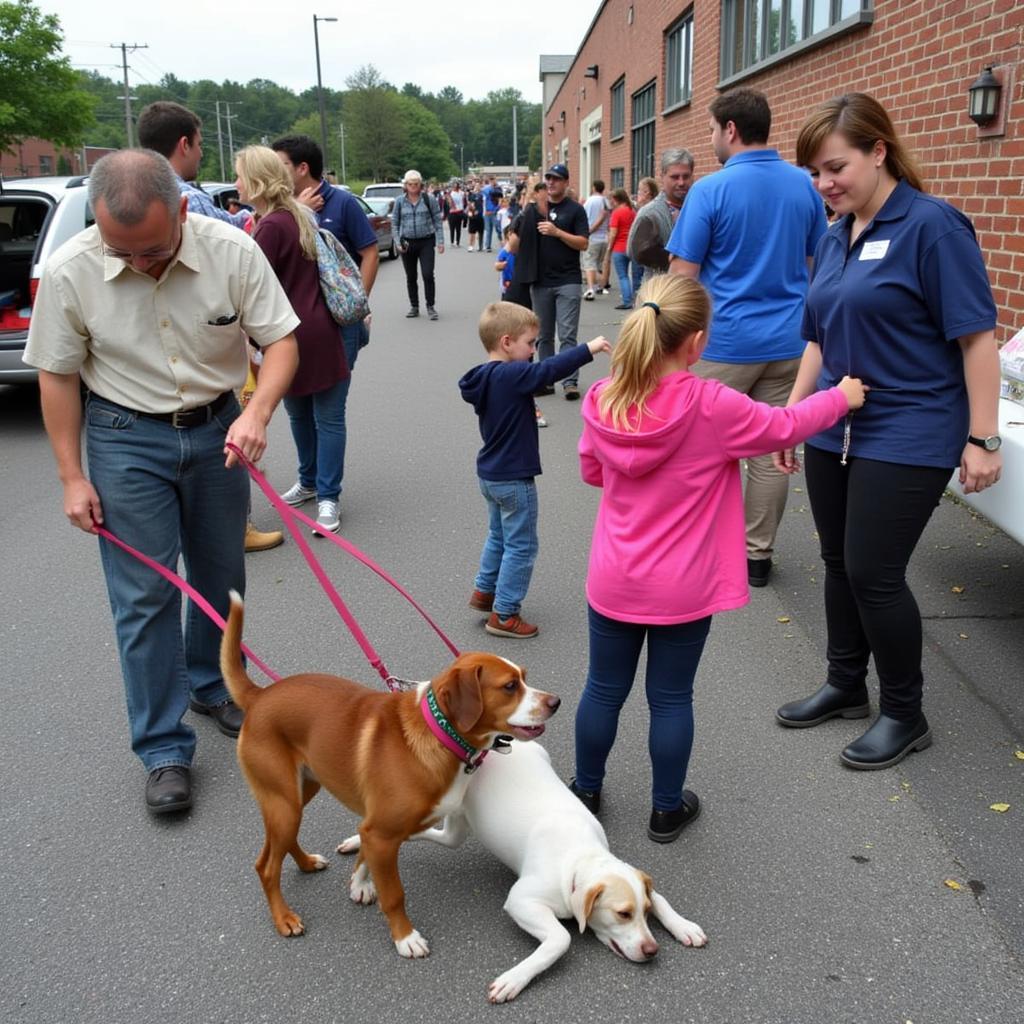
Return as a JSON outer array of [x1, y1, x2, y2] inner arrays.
[[92, 445, 461, 691]]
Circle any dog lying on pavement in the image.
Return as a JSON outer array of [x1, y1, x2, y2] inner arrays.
[[339, 738, 706, 999], [220, 592, 560, 957]]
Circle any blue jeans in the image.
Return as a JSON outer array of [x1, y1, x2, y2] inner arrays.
[[611, 251, 634, 305], [85, 393, 249, 771], [283, 321, 365, 501], [632, 261, 644, 296], [575, 607, 712, 811], [483, 212, 498, 249], [474, 478, 538, 617], [531, 282, 582, 388]]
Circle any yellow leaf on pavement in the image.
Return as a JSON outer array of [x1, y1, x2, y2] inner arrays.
[[777, 616, 791, 624], [990, 803, 1010, 813], [943, 879, 962, 891], [1014, 750, 1024, 761], [951, 585, 965, 594]]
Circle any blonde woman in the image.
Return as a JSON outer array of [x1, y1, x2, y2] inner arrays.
[[572, 274, 865, 841], [235, 145, 349, 534]]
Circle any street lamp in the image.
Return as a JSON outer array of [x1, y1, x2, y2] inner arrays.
[[313, 15, 337, 170]]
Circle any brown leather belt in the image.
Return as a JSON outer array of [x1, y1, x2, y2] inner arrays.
[[95, 390, 234, 428]]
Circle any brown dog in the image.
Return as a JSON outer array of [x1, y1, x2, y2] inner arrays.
[[220, 592, 560, 957]]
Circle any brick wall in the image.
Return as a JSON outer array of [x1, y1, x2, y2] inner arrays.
[[545, 0, 1024, 339]]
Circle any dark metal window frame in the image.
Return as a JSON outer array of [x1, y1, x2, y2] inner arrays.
[[719, 0, 872, 86], [610, 76, 626, 141], [664, 9, 695, 113], [630, 80, 657, 194]]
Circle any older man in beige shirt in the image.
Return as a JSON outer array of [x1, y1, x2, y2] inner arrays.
[[24, 150, 299, 815]]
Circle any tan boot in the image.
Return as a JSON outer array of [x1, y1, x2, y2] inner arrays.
[[245, 521, 284, 553]]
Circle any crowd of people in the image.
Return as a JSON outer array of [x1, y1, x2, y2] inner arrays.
[[24, 89, 1003, 842]]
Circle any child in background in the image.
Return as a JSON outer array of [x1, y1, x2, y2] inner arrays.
[[571, 273, 866, 840], [494, 226, 516, 298], [460, 303, 611, 638]]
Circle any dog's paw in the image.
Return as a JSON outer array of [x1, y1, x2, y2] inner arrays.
[[488, 967, 530, 1003], [274, 911, 306, 937], [666, 915, 707, 947], [297, 852, 329, 873], [395, 929, 430, 958], [336, 834, 361, 855], [348, 865, 377, 905]]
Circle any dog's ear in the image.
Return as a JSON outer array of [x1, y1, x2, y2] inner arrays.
[[570, 881, 604, 933], [638, 870, 654, 899], [443, 663, 484, 734]]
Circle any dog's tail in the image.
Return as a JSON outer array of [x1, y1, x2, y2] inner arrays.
[[220, 590, 260, 712]]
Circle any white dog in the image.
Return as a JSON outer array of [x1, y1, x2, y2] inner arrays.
[[338, 740, 706, 1002]]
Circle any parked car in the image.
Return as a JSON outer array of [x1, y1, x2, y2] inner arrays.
[[362, 182, 405, 202], [352, 193, 396, 260], [0, 175, 94, 385], [199, 181, 252, 212]]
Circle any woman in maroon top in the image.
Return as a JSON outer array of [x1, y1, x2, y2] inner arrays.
[[235, 145, 348, 534]]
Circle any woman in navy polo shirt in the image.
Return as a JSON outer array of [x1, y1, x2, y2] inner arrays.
[[772, 93, 1002, 769]]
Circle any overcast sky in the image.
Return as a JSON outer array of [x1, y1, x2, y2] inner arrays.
[[46, 1, 598, 110]]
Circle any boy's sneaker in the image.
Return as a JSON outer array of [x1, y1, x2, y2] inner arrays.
[[281, 482, 316, 506], [468, 589, 494, 612], [583, 288, 595, 301], [535, 406, 548, 428], [485, 612, 539, 639], [563, 384, 580, 401], [599, 286, 611, 295], [314, 499, 340, 534]]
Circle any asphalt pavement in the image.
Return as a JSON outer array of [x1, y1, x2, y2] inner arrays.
[[2, 242, 1022, 1024]]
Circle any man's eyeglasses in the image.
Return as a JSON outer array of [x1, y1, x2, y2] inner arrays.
[[103, 243, 178, 262]]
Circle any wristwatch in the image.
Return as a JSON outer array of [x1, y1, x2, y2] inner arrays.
[[967, 434, 1002, 451]]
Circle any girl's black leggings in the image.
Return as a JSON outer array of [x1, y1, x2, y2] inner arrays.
[[804, 444, 951, 720]]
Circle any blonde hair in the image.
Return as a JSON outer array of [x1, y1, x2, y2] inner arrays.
[[478, 301, 539, 352], [599, 275, 711, 431], [795, 93, 925, 192], [235, 145, 319, 260]]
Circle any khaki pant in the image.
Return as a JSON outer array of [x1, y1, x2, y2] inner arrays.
[[690, 356, 802, 559]]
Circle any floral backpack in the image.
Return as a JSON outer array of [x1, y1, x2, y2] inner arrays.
[[314, 227, 369, 326]]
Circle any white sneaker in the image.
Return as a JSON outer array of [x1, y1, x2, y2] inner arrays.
[[535, 406, 548, 428], [314, 499, 340, 534], [583, 289, 595, 301], [281, 482, 316, 506]]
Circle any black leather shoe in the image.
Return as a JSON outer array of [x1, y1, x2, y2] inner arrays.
[[189, 698, 244, 738], [841, 714, 932, 770], [145, 766, 192, 814], [747, 557, 773, 587], [776, 683, 870, 728], [568, 779, 601, 815], [648, 790, 700, 843]]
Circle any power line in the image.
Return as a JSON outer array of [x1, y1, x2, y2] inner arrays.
[[110, 42, 148, 146]]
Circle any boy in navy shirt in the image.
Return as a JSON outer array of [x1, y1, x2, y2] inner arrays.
[[459, 303, 610, 638]]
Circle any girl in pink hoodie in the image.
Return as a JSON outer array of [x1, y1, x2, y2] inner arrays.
[[571, 274, 865, 842]]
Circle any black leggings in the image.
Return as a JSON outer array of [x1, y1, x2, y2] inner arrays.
[[448, 212, 463, 245], [804, 445, 951, 720], [401, 236, 436, 308]]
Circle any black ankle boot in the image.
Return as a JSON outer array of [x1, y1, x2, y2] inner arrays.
[[648, 790, 700, 843], [840, 714, 931, 770], [776, 682, 870, 728]]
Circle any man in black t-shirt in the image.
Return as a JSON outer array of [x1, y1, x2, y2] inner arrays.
[[531, 164, 589, 400]]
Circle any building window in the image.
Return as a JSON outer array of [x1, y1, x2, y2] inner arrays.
[[38, 154, 53, 175], [630, 81, 656, 193], [610, 77, 625, 139], [665, 11, 695, 109], [721, 0, 870, 79], [610, 167, 625, 190]]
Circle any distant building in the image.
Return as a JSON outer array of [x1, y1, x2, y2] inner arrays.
[[541, 0, 1023, 339], [1, 140, 117, 179]]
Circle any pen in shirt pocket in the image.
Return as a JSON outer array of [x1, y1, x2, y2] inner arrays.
[[208, 313, 239, 326]]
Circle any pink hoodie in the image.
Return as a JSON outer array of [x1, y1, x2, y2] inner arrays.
[[579, 372, 849, 624]]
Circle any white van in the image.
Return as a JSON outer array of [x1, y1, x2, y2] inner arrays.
[[362, 182, 405, 201]]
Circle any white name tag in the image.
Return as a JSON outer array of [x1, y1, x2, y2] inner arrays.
[[859, 239, 890, 261]]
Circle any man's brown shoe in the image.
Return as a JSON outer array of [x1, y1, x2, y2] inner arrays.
[[469, 590, 494, 612], [245, 521, 284, 552], [485, 612, 539, 639]]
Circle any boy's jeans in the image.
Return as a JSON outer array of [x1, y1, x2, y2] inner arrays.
[[85, 393, 248, 771], [474, 478, 538, 618]]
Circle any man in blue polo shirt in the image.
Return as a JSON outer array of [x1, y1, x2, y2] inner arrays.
[[668, 88, 826, 587], [483, 175, 503, 252], [271, 134, 379, 517]]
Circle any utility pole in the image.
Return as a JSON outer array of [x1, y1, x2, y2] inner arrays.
[[225, 102, 241, 165], [111, 42, 147, 147], [339, 123, 346, 184], [512, 105, 518, 180], [215, 101, 226, 180]]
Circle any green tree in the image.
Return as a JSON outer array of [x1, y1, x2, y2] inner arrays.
[[393, 94, 454, 182], [0, 1, 95, 153], [527, 134, 542, 172]]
